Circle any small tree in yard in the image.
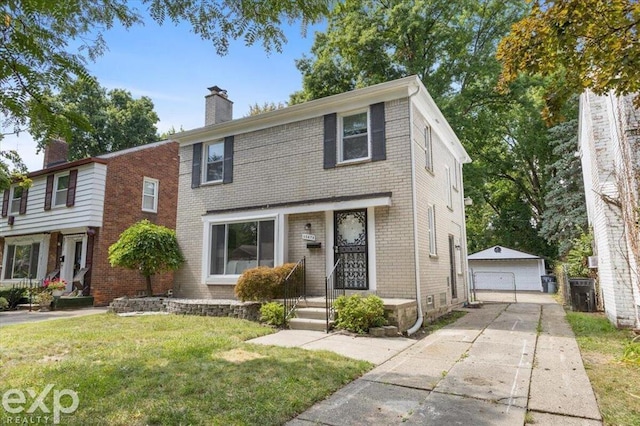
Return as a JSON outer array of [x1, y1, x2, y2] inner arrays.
[[108, 220, 184, 296]]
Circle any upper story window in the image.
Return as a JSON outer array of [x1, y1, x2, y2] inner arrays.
[[323, 102, 386, 169], [340, 111, 370, 162], [10, 186, 23, 214], [424, 126, 433, 172], [445, 165, 453, 210], [54, 174, 69, 207], [453, 159, 460, 190], [142, 177, 159, 213], [191, 137, 234, 188], [205, 141, 224, 183]]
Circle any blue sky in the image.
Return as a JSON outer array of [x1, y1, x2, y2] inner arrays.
[[3, 16, 324, 172]]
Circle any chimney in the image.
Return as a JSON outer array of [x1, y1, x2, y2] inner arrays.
[[205, 86, 233, 126], [43, 139, 69, 169]]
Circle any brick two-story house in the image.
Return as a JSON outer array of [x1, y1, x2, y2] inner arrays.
[[172, 76, 471, 329], [0, 140, 179, 305]]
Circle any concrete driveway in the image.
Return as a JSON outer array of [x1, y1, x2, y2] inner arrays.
[[278, 297, 602, 425]]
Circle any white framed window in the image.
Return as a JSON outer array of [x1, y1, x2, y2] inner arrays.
[[453, 160, 460, 191], [4, 242, 40, 280], [209, 219, 276, 276], [142, 177, 159, 213], [54, 174, 69, 207], [204, 141, 224, 183], [427, 204, 437, 256], [9, 186, 23, 214], [445, 165, 453, 210], [339, 110, 370, 163], [424, 126, 433, 172]]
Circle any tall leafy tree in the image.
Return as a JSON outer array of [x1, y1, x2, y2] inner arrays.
[[109, 219, 185, 296], [539, 116, 588, 257], [0, 0, 330, 188], [31, 79, 160, 160], [497, 0, 640, 122], [292, 0, 559, 258]]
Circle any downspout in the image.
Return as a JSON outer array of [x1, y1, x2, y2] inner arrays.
[[407, 80, 424, 336]]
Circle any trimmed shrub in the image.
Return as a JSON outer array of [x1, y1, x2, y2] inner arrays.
[[235, 267, 280, 301], [333, 294, 386, 334], [0, 297, 8, 310], [272, 263, 302, 298], [0, 287, 25, 310], [260, 302, 285, 327]]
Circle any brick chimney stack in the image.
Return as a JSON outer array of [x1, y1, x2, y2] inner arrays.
[[205, 86, 233, 126], [43, 139, 69, 168]]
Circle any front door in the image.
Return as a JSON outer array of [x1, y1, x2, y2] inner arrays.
[[61, 235, 85, 291], [334, 209, 368, 289]]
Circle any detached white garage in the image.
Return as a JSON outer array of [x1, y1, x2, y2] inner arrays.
[[468, 245, 546, 292]]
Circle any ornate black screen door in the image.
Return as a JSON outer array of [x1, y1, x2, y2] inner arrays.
[[334, 209, 368, 289]]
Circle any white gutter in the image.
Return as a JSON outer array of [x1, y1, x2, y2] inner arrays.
[[406, 81, 424, 336]]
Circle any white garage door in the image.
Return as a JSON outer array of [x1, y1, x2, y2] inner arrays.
[[473, 272, 515, 291]]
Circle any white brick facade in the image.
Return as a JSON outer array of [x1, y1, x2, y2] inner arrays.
[[173, 77, 471, 322], [579, 91, 640, 328]]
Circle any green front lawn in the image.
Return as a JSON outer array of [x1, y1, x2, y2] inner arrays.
[[0, 314, 371, 425]]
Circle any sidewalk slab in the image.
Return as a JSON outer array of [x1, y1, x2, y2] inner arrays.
[[404, 391, 526, 426], [363, 339, 471, 390], [289, 380, 429, 425], [529, 335, 602, 420], [528, 305, 602, 421], [436, 360, 531, 408], [529, 411, 603, 426], [248, 330, 416, 365]]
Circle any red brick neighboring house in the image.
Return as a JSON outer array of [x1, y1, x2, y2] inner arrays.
[[0, 140, 179, 306]]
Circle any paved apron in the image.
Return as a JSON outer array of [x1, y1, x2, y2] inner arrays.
[[288, 302, 602, 425]]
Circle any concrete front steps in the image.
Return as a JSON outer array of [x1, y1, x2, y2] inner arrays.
[[288, 299, 332, 332]]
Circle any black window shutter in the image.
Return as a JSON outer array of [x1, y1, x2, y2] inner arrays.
[[44, 175, 54, 210], [191, 143, 202, 188], [370, 102, 386, 161], [323, 113, 337, 169], [1, 189, 9, 217], [66, 169, 78, 207], [223, 136, 234, 184], [19, 188, 28, 214]]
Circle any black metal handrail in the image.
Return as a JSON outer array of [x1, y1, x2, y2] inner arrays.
[[325, 259, 344, 333], [283, 257, 306, 323]]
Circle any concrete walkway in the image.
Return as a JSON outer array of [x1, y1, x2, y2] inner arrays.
[[0, 307, 108, 327], [259, 298, 602, 425]]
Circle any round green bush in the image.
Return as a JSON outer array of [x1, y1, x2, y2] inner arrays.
[[333, 294, 386, 333], [260, 302, 285, 327], [0, 297, 8, 310], [234, 267, 280, 301]]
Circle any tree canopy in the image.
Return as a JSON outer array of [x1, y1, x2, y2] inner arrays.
[[291, 0, 572, 259], [30, 79, 160, 160], [497, 0, 640, 122], [0, 0, 330, 188]]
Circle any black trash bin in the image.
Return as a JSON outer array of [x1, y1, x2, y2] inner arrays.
[[540, 275, 556, 293], [569, 278, 596, 312]]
